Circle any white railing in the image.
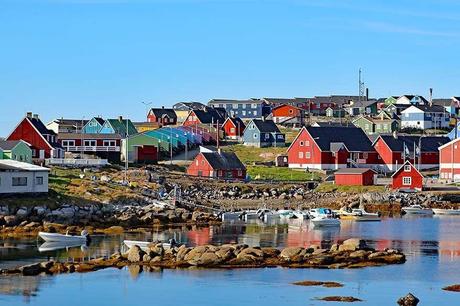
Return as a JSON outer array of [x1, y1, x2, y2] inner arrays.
[[46, 158, 109, 167], [64, 146, 120, 152]]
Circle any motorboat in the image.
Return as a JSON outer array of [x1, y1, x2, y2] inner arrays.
[[401, 205, 433, 215], [38, 231, 89, 243], [292, 210, 309, 220], [311, 215, 340, 227], [278, 209, 294, 219], [241, 209, 263, 221], [308, 208, 334, 219], [432, 208, 460, 215], [123, 240, 176, 252], [220, 211, 244, 221], [338, 208, 381, 222], [262, 211, 280, 222]]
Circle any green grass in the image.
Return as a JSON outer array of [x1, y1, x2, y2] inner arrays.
[[315, 183, 386, 193], [247, 165, 322, 181], [222, 144, 287, 164]]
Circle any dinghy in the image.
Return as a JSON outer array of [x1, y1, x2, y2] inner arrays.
[[432, 208, 460, 215], [38, 241, 87, 252], [38, 231, 89, 243], [311, 216, 340, 227], [401, 205, 433, 215]]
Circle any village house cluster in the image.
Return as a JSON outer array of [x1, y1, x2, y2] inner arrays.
[[1, 93, 460, 194]]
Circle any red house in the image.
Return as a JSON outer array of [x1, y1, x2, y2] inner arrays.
[[391, 161, 424, 191], [334, 168, 376, 186], [147, 107, 177, 126], [438, 137, 460, 182], [187, 151, 246, 180], [287, 126, 381, 170], [7, 112, 64, 160], [222, 117, 245, 139], [57, 133, 122, 162], [271, 104, 305, 126], [373, 135, 450, 173]]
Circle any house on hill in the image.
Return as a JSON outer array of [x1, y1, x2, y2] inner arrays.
[[99, 117, 137, 137], [271, 104, 305, 126], [401, 104, 450, 130], [222, 117, 245, 139], [438, 137, 460, 182], [391, 161, 424, 191], [173, 102, 206, 124], [0, 140, 32, 163], [287, 126, 380, 170], [208, 99, 270, 120], [183, 107, 227, 127], [242, 119, 285, 147], [7, 112, 64, 160], [352, 115, 399, 135], [147, 107, 178, 126], [187, 151, 246, 180], [82, 117, 106, 134], [46, 118, 88, 134], [373, 134, 450, 172]]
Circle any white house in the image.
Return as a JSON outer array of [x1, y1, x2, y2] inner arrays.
[[0, 160, 50, 194], [401, 104, 450, 130]]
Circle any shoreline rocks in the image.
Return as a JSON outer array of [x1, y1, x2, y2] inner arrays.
[[1, 239, 406, 277]]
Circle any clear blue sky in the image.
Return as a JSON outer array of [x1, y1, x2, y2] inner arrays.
[[1, 0, 460, 135]]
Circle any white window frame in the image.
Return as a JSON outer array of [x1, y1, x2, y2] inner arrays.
[[103, 140, 116, 147], [299, 152, 303, 158], [299, 141, 304, 146], [305, 152, 311, 159], [403, 177, 412, 186], [404, 165, 411, 172], [84, 140, 97, 147]]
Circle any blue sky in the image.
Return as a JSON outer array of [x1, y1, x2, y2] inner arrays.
[[1, 0, 460, 135]]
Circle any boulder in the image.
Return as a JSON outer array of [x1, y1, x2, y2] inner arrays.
[[215, 246, 236, 261], [184, 246, 208, 262], [194, 252, 222, 266], [176, 246, 191, 261], [349, 250, 369, 259], [236, 247, 264, 262], [20, 263, 42, 276], [16, 207, 29, 217], [149, 243, 165, 257], [4, 215, 18, 226], [397, 293, 420, 306], [338, 238, 367, 252], [127, 245, 146, 263], [280, 247, 306, 261]]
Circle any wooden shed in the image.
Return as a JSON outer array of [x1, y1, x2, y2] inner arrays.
[[334, 168, 376, 186], [391, 161, 423, 191]]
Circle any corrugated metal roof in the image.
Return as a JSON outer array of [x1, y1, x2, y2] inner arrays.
[[0, 160, 50, 171]]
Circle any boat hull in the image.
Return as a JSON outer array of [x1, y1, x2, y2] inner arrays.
[[432, 209, 460, 215], [311, 219, 340, 227], [38, 232, 87, 243]]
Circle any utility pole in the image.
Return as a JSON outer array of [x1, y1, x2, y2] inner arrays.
[[124, 118, 129, 184], [358, 68, 365, 103]]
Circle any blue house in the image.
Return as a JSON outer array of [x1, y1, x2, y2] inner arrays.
[[447, 122, 460, 140], [99, 117, 137, 137], [82, 117, 105, 134], [242, 119, 285, 147], [208, 99, 271, 120], [401, 104, 450, 130]]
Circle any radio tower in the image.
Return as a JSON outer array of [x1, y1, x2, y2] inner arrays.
[[358, 68, 365, 102]]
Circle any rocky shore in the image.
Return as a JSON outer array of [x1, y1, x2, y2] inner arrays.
[[1, 238, 405, 277]]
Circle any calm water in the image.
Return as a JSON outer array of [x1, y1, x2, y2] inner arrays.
[[1, 216, 460, 305]]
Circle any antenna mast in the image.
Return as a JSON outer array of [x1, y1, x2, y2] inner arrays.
[[358, 68, 365, 102]]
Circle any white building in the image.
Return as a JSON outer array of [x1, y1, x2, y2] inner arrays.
[[401, 104, 450, 130], [0, 160, 50, 194]]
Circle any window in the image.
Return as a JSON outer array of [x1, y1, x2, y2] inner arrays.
[[305, 141, 310, 146], [363, 152, 368, 159], [103, 140, 116, 147], [12, 177, 27, 186], [300, 141, 304, 146], [246, 104, 251, 109], [289, 109, 293, 114], [265, 134, 270, 140], [196, 160, 199, 166], [277, 135, 283, 140], [306, 152, 311, 159], [404, 165, 411, 172], [299, 152, 304, 158], [230, 128, 235, 133], [253, 133, 258, 139], [242, 104, 246, 109], [252, 103, 257, 109], [238, 104, 243, 109], [237, 170, 243, 176], [403, 177, 412, 185], [36, 177, 44, 185], [62, 140, 75, 147], [242, 111, 246, 116], [84, 140, 96, 147], [232, 104, 238, 109]]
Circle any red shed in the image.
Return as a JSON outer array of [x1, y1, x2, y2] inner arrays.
[[187, 151, 246, 180], [391, 161, 424, 191], [271, 104, 304, 126], [222, 117, 245, 139], [438, 137, 460, 181], [334, 168, 376, 186], [135, 145, 158, 164]]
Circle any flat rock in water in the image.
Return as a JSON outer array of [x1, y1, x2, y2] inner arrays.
[[315, 296, 362, 302], [292, 280, 343, 288], [442, 284, 460, 292]]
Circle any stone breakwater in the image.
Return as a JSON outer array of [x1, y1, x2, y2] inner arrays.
[[2, 238, 405, 277]]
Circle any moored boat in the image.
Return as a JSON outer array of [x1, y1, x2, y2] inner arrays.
[[401, 205, 433, 215], [432, 208, 460, 215], [338, 209, 381, 222], [38, 231, 89, 243], [311, 216, 340, 227]]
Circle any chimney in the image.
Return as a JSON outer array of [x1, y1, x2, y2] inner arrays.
[[26, 112, 32, 118], [366, 88, 369, 101], [118, 115, 123, 122], [429, 88, 433, 106], [162, 106, 165, 109], [33, 114, 39, 120]]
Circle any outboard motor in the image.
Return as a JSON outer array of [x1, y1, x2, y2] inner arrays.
[[81, 230, 91, 244]]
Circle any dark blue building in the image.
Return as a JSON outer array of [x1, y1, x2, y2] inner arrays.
[[208, 99, 271, 120]]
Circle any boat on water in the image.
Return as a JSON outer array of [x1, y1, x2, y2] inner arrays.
[[338, 208, 381, 222], [38, 231, 89, 243], [311, 215, 340, 227], [432, 208, 460, 215], [292, 210, 309, 220], [38, 241, 87, 252], [278, 209, 294, 219], [220, 211, 244, 221], [308, 208, 334, 219], [401, 205, 433, 215]]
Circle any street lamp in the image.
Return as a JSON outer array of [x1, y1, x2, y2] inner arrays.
[[141, 101, 152, 120]]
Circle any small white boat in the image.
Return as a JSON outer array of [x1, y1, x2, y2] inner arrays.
[[338, 209, 381, 222], [38, 231, 88, 243], [432, 208, 460, 215], [241, 210, 261, 221], [220, 211, 244, 221], [292, 210, 309, 220], [402, 205, 433, 215], [278, 209, 294, 219], [311, 216, 340, 227], [263, 211, 280, 222], [38, 241, 86, 252], [309, 208, 334, 219], [123, 240, 172, 252]]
